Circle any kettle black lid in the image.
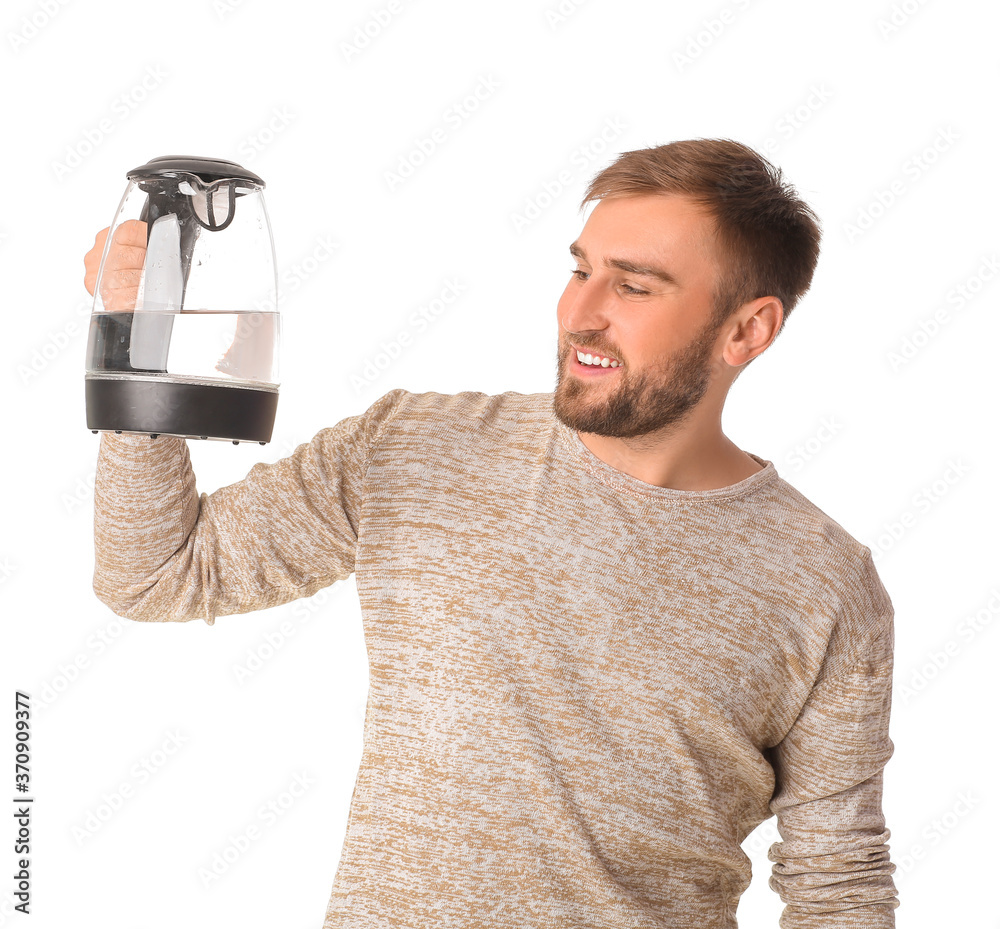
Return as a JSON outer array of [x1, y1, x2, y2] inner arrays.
[[127, 155, 265, 187]]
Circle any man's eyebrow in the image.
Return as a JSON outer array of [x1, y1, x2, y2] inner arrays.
[[569, 241, 679, 287]]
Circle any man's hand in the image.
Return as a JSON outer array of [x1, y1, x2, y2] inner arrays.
[[83, 220, 147, 312]]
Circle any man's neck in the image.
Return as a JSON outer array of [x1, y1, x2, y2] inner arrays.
[[576, 428, 763, 491]]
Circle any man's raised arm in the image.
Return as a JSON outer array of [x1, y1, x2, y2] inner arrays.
[[92, 392, 401, 625]]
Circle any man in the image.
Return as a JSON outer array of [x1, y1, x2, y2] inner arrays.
[[87, 138, 899, 928]]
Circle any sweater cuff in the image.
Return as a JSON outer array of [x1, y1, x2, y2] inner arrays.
[[97, 431, 188, 466]]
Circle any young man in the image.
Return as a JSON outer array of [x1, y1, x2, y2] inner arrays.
[[87, 138, 898, 928]]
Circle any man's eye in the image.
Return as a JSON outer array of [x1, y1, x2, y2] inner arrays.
[[569, 269, 647, 296]]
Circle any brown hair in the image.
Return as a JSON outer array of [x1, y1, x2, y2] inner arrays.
[[580, 138, 822, 339]]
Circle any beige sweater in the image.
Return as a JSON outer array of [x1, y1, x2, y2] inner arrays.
[[92, 388, 898, 928]]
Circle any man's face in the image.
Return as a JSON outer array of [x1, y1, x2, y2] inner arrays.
[[553, 193, 731, 439]]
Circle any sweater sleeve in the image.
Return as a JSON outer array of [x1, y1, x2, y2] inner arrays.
[[766, 550, 899, 928], [92, 387, 407, 626]]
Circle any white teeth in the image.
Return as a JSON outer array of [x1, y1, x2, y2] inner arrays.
[[576, 349, 620, 368]]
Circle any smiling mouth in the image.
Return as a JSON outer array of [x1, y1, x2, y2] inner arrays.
[[576, 353, 619, 368], [569, 354, 622, 379], [570, 344, 622, 370]]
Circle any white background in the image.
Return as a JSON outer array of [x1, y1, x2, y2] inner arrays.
[[2, 0, 998, 926]]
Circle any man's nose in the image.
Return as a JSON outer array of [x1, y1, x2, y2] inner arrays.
[[559, 278, 610, 334]]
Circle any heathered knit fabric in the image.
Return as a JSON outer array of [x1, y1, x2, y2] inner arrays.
[[92, 387, 898, 928]]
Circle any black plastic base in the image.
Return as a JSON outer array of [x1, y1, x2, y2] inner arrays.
[[86, 377, 278, 444]]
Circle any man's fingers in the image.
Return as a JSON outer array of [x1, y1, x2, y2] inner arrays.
[[83, 227, 110, 296], [103, 287, 141, 314], [103, 243, 148, 273], [102, 268, 143, 292], [99, 268, 143, 313], [83, 220, 148, 303], [114, 219, 148, 248]]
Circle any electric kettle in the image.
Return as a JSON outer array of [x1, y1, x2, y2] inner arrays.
[[85, 155, 279, 444]]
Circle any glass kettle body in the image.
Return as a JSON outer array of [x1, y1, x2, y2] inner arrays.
[[85, 155, 280, 444]]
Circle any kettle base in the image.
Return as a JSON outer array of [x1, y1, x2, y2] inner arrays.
[[86, 376, 278, 443]]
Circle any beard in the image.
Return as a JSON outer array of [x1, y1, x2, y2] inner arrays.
[[552, 315, 723, 440]]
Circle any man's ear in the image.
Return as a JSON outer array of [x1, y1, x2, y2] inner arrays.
[[722, 296, 783, 368]]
